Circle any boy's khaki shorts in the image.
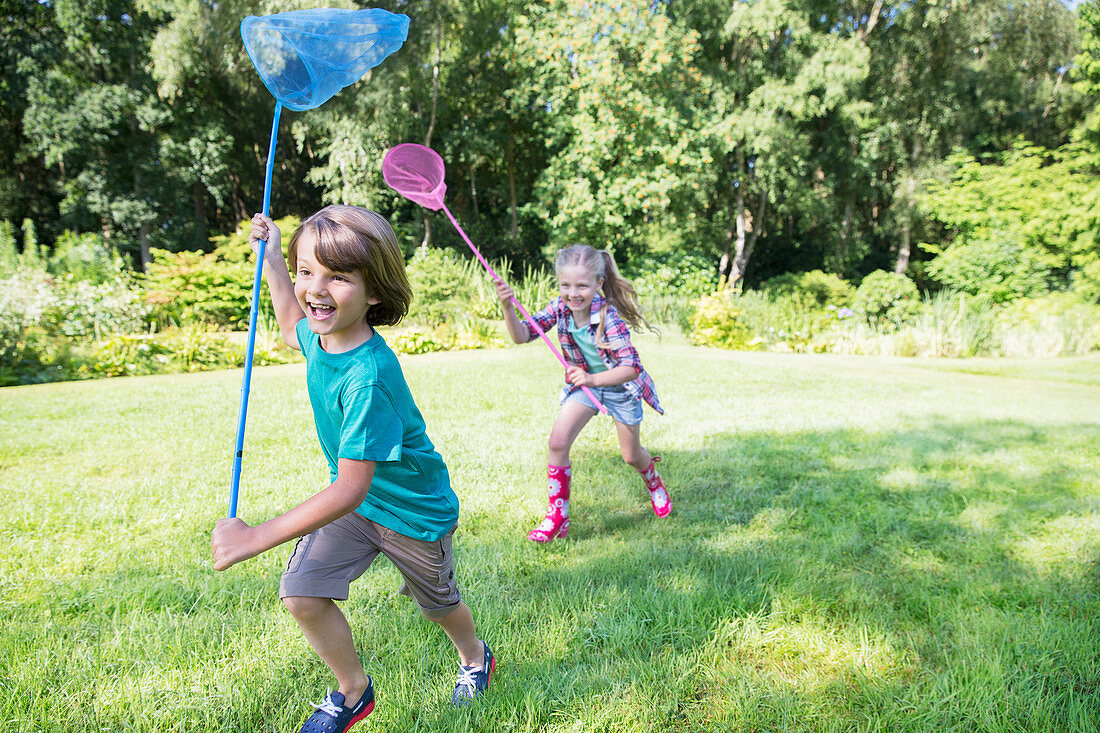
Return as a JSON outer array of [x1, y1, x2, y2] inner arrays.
[[279, 512, 460, 619]]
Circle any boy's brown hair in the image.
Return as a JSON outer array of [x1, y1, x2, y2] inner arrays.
[[288, 205, 413, 327]]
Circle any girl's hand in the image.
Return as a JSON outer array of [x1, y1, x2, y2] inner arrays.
[[493, 278, 515, 304], [211, 517, 261, 571], [566, 366, 592, 387], [248, 213, 283, 262]]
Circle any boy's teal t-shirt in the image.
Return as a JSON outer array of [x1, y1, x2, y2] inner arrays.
[[296, 319, 459, 541], [568, 313, 609, 374]]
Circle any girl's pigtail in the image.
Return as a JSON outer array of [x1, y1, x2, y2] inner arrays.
[[599, 250, 657, 336]]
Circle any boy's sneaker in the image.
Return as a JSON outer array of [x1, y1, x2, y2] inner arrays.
[[299, 679, 375, 733], [451, 641, 495, 707]]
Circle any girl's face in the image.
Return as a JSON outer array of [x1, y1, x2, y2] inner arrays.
[[558, 264, 603, 318], [293, 235, 379, 352]]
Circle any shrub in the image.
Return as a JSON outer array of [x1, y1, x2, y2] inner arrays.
[[48, 231, 128, 284], [853, 270, 925, 331], [391, 326, 456, 354], [76, 333, 175, 378], [627, 252, 717, 327], [925, 234, 1053, 303], [453, 319, 507, 350], [762, 269, 855, 310], [142, 217, 300, 330], [406, 247, 477, 327], [997, 292, 1100, 357], [75, 323, 298, 378], [688, 290, 757, 350], [0, 265, 152, 385]]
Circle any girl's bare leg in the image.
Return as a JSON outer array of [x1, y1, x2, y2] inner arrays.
[[548, 399, 597, 465]]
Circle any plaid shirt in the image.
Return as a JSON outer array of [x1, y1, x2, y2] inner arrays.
[[523, 294, 664, 415]]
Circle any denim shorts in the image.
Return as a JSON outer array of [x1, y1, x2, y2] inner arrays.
[[561, 384, 643, 425]]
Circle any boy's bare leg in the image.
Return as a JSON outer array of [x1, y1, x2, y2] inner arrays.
[[284, 596, 370, 704], [430, 601, 485, 667]]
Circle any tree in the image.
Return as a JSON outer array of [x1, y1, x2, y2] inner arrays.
[[0, 0, 61, 242], [921, 142, 1100, 300], [507, 0, 709, 262]]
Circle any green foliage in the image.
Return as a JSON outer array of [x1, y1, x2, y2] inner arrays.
[[142, 217, 300, 329], [0, 263, 151, 385], [453, 318, 507, 351], [0, 221, 17, 272], [76, 323, 296, 379], [688, 290, 757, 350], [762, 270, 856, 310], [997, 292, 1100, 357], [405, 247, 474, 327], [853, 270, 925, 331], [626, 251, 717, 327], [391, 326, 456, 355], [628, 251, 717, 298], [921, 143, 1100, 301], [924, 235, 1052, 303], [47, 230, 128, 284], [509, 1, 711, 252]]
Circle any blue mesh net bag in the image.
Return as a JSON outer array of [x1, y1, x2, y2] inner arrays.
[[241, 7, 410, 112]]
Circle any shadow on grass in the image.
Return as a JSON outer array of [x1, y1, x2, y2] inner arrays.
[[453, 417, 1100, 729]]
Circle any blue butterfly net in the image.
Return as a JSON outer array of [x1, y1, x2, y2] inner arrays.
[[241, 7, 410, 112]]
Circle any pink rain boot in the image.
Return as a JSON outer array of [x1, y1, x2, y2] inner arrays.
[[639, 457, 671, 517], [528, 464, 571, 542]]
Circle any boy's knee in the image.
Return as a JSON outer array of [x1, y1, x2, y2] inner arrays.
[[282, 595, 328, 621]]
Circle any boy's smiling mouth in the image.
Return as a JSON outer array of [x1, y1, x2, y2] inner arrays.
[[307, 302, 335, 319]]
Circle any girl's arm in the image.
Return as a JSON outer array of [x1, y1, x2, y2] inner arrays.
[[249, 213, 305, 350], [566, 364, 638, 388], [211, 457, 374, 571], [494, 279, 534, 344]]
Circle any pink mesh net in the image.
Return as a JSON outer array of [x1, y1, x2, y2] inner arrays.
[[382, 143, 447, 211]]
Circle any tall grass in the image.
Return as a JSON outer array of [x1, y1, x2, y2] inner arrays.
[[2, 338, 1098, 731]]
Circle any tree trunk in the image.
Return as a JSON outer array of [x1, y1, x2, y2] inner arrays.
[[507, 131, 518, 239], [138, 221, 152, 271], [193, 182, 207, 250], [724, 149, 766, 287], [895, 222, 911, 274], [729, 189, 766, 285]]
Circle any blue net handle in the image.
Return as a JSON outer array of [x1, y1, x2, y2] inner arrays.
[[228, 101, 282, 519]]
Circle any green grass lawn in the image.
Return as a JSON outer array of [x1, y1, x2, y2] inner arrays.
[[2, 333, 1098, 732]]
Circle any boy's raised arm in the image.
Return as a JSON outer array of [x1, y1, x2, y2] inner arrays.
[[249, 213, 305, 350]]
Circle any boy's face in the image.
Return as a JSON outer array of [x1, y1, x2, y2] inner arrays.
[[293, 235, 379, 352]]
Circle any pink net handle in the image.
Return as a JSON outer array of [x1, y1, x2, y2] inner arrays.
[[382, 143, 447, 211]]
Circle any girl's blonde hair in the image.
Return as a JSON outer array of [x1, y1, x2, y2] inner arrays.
[[555, 244, 655, 340], [288, 205, 413, 327]]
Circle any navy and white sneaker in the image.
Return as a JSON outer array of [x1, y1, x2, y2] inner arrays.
[[299, 679, 375, 733], [451, 641, 495, 707]]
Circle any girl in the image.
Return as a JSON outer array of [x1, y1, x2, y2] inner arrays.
[[494, 244, 670, 543], [212, 206, 493, 733]]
